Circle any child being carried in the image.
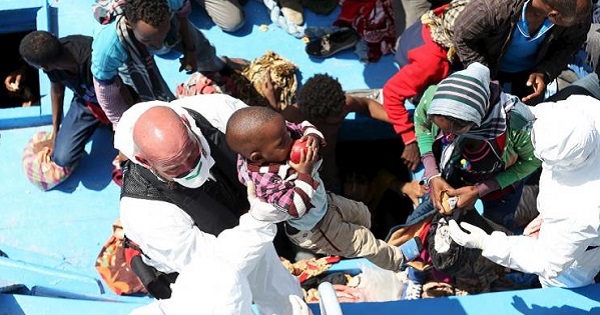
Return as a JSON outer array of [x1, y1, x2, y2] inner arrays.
[[226, 106, 421, 271]]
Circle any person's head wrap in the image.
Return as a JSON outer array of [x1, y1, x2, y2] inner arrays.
[[428, 62, 491, 126], [531, 94, 600, 190]]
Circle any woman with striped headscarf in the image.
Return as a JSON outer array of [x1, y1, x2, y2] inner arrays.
[[413, 62, 541, 233]]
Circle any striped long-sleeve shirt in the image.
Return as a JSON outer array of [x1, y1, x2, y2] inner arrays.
[[237, 121, 328, 229]]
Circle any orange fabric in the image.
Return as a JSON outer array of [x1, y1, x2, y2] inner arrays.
[[95, 220, 147, 295], [386, 215, 433, 247], [281, 256, 342, 283]]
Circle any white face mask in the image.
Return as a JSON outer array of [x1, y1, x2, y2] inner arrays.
[[172, 151, 215, 189]]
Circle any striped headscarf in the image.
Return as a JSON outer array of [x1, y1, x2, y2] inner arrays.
[[428, 62, 519, 140]]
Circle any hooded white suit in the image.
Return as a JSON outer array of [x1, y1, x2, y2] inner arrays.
[[115, 94, 306, 314], [480, 95, 600, 288]]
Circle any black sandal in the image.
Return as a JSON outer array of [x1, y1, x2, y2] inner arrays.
[[305, 28, 360, 58]]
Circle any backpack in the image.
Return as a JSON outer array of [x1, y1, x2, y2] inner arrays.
[[427, 210, 501, 294]]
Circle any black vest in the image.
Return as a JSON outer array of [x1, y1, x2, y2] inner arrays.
[[120, 108, 248, 236]]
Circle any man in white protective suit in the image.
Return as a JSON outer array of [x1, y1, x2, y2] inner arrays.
[[448, 94, 600, 288], [115, 94, 310, 314], [129, 209, 311, 315]]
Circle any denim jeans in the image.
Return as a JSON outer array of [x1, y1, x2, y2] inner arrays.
[[51, 97, 101, 168], [482, 180, 525, 235], [547, 73, 600, 102]]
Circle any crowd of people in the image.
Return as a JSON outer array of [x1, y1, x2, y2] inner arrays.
[[6, 0, 600, 313]]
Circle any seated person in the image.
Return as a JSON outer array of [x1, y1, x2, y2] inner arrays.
[[226, 106, 422, 272], [413, 62, 541, 234]]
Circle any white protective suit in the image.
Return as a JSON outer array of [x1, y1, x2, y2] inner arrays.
[[115, 94, 249, 274], [129, 214, 306, 315], [116, 94, 307, 314], [481, 95, 600, 288]]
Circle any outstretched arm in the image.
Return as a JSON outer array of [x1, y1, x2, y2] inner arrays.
[[172, 0, 197, 73], [49, 81, 66, 142], [32, 81, 65, 154], [346, 95, 389, 123], [93, 77, 132, 128]]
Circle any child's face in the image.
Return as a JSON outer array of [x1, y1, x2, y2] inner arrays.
[[257, 117, 294, 164], [431, 115, 474, 136], [130, 16, 170, 50]]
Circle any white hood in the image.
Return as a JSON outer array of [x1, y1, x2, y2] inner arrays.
[[531, 95, 600, 185]]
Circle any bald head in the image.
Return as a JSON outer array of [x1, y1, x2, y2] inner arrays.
[[133, 106, 193, 168]]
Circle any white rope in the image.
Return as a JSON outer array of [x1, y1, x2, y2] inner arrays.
[[262, 0, 306, 38]]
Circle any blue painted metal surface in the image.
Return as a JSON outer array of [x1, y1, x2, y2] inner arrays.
[[1, 0, 599, 314]]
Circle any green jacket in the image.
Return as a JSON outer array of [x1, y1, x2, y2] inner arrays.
[[414, 85, 541, 189]]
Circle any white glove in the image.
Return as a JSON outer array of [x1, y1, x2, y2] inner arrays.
[[448, 220, 490, 250], [246, 181, 293, 223], [289, 294, 314, 315]]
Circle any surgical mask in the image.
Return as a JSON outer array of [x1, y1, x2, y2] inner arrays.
[[173, 152, 215, 189], [167, 109, 216, 188]]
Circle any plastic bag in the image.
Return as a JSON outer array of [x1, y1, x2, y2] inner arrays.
[[356, 263, 403, 302]]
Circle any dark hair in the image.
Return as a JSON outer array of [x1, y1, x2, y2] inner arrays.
[[544, 0, 590, 19], [226, 106, 281, 157], [297, 73, 346, 121], [19, 31, 62, 66], [124, 0, 170, 27]]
